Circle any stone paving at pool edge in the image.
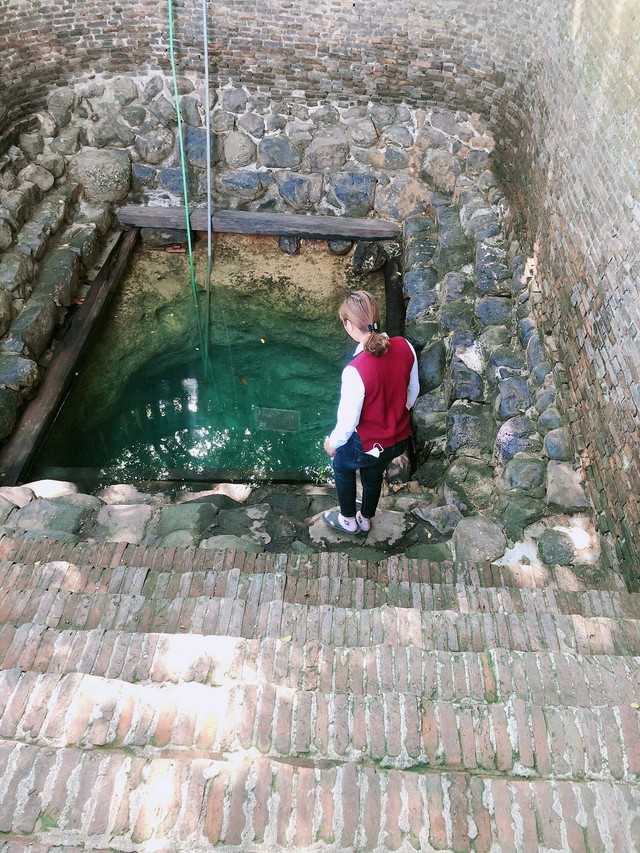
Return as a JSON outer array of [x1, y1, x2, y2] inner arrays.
[[0, 520, 639, 851], [0, 478, 604, 572]]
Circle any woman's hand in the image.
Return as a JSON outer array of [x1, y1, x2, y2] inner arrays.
[[324, 437, 336, 457]]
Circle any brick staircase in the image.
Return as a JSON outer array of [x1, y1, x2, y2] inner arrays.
[[1, 534, 639, 852]]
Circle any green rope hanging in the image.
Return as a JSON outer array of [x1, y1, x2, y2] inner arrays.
[[167, 0, 208, 374]]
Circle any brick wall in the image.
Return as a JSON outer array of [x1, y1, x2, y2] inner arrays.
[[1, 0, 638, 582]]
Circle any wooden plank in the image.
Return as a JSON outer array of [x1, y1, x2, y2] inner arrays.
[[0, 227, 139, 486], [116, 205, 400, 240]]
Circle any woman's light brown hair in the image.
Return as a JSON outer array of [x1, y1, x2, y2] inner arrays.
[[339, 290, 389, 357]]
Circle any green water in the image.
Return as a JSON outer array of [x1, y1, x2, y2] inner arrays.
[[29, 236, 385, 484], [31, 337, 351, 483]]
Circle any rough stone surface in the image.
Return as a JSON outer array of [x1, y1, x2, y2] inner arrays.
[[69, 149, 132, 202], [155, 503, 218, 540], [544, 427, 573, 461], [90, 504, 154, 544], [224, 131, 257, 168], [452, 515, 507, 561], [537, 528, 577, 566], [10, 497, 94, 535], [546, 461, 591, 511], [494, 416, 542, 463]]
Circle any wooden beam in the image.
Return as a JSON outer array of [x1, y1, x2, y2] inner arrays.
[[0, 227, 139, 486], [116, 205, 401, 240]]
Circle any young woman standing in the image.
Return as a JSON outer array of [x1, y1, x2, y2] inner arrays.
[[322, 290, 419, 535]]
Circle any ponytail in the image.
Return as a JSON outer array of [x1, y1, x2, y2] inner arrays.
[[339, 290, 390, 357]]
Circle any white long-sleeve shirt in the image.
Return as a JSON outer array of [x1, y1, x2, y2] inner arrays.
[[327, 338, 419, 450]]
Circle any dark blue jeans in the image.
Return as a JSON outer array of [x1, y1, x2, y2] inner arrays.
[[332, 433, 407, 519]]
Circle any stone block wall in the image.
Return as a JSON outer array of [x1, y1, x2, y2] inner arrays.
[[1, 0, 639, 581]]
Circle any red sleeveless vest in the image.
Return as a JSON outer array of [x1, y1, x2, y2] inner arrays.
[[350, 337, 414, 452]]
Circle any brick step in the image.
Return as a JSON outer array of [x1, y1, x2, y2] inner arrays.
[[0, 741, 638, 851], [2, 626, 639, 708], [1, 535, 629, 592], [2, 560, 637, 619], [1, 590, 639, 654], [0, 569, 640, 629], [2, 670, 639, 782]]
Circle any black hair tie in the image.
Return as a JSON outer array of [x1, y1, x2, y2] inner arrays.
[[367, 323, 379, 333]]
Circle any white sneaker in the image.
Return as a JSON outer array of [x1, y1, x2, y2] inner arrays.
[[356, 511, 371, 533]]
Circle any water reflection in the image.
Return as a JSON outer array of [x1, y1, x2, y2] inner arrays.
[[36, 340, 337, 483]]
